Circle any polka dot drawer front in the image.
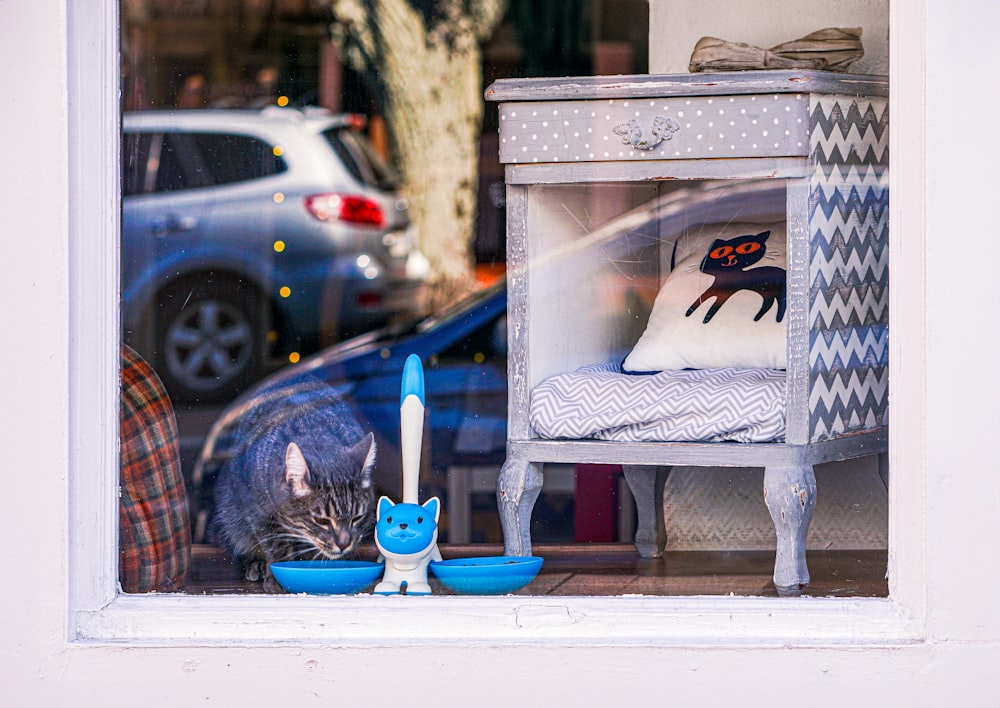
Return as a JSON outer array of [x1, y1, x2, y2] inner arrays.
[[498, 93, 809, 164]]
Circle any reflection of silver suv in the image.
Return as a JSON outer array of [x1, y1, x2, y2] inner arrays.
[[121, 107, 428, 401]]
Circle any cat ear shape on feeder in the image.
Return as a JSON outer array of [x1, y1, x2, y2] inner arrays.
[[350, 432, 376, 488], [284, 442, 312, 497], [377, 495, 395, 520], [421, 496, 441, 523]]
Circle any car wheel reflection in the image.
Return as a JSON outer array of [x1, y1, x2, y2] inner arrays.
[[157, 282, 265, 402]]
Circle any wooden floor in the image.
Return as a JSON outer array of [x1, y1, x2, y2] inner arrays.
[[184, 543, 888, 597]]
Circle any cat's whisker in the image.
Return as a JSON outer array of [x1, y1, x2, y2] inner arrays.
[[292, 546, 319, 560]]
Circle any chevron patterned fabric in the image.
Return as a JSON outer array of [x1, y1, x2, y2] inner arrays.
[[808, 96, 889, 441], [529, 363, 785, 443]]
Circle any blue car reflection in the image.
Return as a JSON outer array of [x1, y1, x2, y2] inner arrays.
[[193, 280, 509, 543]]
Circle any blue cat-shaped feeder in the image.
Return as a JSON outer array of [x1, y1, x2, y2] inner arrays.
[[373, 354, 442, 595]]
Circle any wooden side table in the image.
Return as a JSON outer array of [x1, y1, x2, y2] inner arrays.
[[486, 71, 889, 595]]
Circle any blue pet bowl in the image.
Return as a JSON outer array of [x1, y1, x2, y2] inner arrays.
[[269, 560, 384, 595], [429, 556, 544, 595]]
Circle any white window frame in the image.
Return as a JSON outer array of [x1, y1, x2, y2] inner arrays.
[[69, 0, 926, 648]]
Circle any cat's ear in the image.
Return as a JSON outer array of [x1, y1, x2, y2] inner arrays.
[[756, 230, 771, 242], [422, 496, 441, 524], [284, 442, 312, 497], [351, 433, 376, 489], [377, 495, 394, 521]]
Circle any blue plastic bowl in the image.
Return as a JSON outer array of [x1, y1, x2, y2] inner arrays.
[[429, 556, 544, 595], [269, 560, 384, 595]]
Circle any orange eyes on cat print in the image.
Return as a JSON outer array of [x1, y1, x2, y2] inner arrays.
[[710, 240, 762, 259]]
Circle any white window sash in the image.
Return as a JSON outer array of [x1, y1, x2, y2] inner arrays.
[[69, 0, 928, 646]]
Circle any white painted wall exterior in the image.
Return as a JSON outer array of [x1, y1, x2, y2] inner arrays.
[[1, 0, 999, 705]]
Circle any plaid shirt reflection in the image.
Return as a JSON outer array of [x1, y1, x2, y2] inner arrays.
[[119, 345, 190, 593]]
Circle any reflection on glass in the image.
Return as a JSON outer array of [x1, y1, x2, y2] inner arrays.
[[118, 1, 885, 599]]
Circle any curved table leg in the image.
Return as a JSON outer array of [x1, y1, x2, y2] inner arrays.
[[622, 465, 670, 558], [497, 452, 543, 557], [763, 464, 816, 596]]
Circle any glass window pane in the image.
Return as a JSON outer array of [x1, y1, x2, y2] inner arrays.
[[191, 133, 287, 185], [119, 0, 887, 600], [122, 132, 153, 196], [153, 132, 209, 191]]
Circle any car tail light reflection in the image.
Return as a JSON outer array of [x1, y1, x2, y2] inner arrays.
[[356, 292, 383, 308], [305, 193, 385, 227]]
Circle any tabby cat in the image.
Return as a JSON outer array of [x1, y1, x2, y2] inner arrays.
[[210, 380, 377, 593], [685, 229, 786, 324]]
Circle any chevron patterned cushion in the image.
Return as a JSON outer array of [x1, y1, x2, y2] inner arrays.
[[530, 363, 785, 443], [622, 221, 787, 372]]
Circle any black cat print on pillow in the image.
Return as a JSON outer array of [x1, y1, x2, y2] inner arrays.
[[622, 221, 788, 373], [685, 229, 786, 325]]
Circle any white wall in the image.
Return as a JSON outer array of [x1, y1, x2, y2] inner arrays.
[[0, 0, 73, 696], [651, 0, 889, 75], [922, 0, 1000, 642], [2, 0, 1000, 704]]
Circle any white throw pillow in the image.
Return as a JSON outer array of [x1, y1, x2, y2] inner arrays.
[[622, 221, 787, 372]]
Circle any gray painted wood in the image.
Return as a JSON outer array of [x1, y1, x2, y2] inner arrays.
[[508, 429, 886, 467], [497, 452, 543, 557], [505, 185, 532, 441], [784, 178, 812, 445], [497, 93, 809, 165], [504, 157, 807, 184], [485, 71, 889, 102], [623, 465, 670, 558], [763, 464, 817, 596]]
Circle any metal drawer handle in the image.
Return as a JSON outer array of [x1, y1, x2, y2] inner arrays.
[[612, 116, 680, 151]]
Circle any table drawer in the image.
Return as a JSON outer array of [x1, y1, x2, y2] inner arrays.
[[498, 93, 810, 165]]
